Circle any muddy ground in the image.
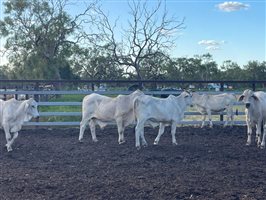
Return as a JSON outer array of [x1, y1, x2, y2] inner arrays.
[[0, 125, 266, 200]]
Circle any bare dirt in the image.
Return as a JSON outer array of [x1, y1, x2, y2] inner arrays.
[[1, 125, 266, 200]]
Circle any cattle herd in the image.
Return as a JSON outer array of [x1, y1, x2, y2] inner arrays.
[[1, 89, 266, 152]]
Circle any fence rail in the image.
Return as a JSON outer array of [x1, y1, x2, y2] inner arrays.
[[0, 89, 247, 127], [1, 79, 265, 127]]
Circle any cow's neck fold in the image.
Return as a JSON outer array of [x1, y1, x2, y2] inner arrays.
[[175, 95, 187, 111], [14, 101, 28, 122]]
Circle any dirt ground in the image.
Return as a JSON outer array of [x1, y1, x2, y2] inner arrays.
[[1, 125, 266, 200]]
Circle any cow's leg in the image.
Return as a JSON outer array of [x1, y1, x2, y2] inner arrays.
[[116, 118, 125, 144], [154, 123, 165, 145], [3, 125, 13, 152], [171, 121, 178, 145], [256, 120, 262, 147], [79, 118, 89, 142], [201, 115, 206, 128], [224, 109, 229, 127], [260, 124, 266, 149], [88, 119, 98, 142], [246, 121, 252, 145], [207, 110, 213, 128], [229, 107, 234, 126], [230, 113, 234, 127], [140, 124, 148, 147], [8, 132, 19, 148], [135, 119, 145, 149]]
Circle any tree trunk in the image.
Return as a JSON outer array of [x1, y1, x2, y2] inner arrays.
[[135, 63, 143, 89]]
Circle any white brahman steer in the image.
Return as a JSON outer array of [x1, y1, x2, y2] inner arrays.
[[192, 93, 236, 128], [79, 90, 144, 144], [238, 89, 266, 148], [0, 98, 39, 152], [134, 90, 193, 149]]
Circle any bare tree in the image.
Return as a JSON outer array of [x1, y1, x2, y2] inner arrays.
[[93, 0, 185, 81]]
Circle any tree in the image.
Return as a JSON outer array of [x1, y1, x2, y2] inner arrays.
[[195, 53, 219, 81], [0, 65, 9, 79], [220, 60, 243, 80], [243, 61, 266, 81], [0, 0, 98, 79], [93, 0, 184, 82], [71, 45, 123, 89]]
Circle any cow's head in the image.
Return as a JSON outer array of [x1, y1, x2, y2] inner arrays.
[[190, 91, 201, 106], [238, 89, 258, 109], [181, 90, 193, 106], [25, 98, 40, 119]]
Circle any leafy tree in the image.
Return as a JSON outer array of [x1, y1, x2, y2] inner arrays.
[[0, 65, 9, 79], [139, 52, 171, 80], [195, 53, 219, 81], [241, 61, 266, 89], [243, 61, 266, 80], [71, 45, 123, 89], [220, 60, 242, 80], [0, 0, 97, 79]]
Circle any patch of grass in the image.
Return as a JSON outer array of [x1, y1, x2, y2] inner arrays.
[[48, 94, 85, 102]]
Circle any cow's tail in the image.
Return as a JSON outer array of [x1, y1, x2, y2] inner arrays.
[[231, 94, 239, 116], [133, 97, 140, 124]]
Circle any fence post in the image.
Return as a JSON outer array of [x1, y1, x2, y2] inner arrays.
[[3, 86, 7, 101], [15, 86, 18, 100], [252, 82, 256, 91], [219, 82, 224, 123], [34, 82, 39, 102], [25, 85, 29, 100], [34, 82, 40, 126]]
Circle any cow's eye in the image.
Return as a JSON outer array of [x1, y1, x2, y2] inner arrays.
[[31, 105, 35, 108]]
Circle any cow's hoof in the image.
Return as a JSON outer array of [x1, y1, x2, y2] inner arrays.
[[79, 139, 84, 143], [118, 140, 125, 145], [172, 142, 178, 146], [92, 139, 98, 142], [6, 145, 12, 152], [246, 142, 251, 146], [136, 146, 141, 150], [153, 141, 158, 145]]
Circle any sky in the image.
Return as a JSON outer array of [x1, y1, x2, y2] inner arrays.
[[96, 0, 266, 67], [0, 0, 265, 67]]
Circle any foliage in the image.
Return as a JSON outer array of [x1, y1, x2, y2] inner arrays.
[[70, 45, 123, 80], [0, 0, 97, 79]]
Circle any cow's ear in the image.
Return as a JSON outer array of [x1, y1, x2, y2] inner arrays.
[[251, 95, 259, 101], [238, 95, 244, 101]]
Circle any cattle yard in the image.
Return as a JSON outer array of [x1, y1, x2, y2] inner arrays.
[[1, 79, 266, 199], [1, 125, 266, 199]]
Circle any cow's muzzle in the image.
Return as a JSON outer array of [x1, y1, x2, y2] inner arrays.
[[245, 103, 251, 108]]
